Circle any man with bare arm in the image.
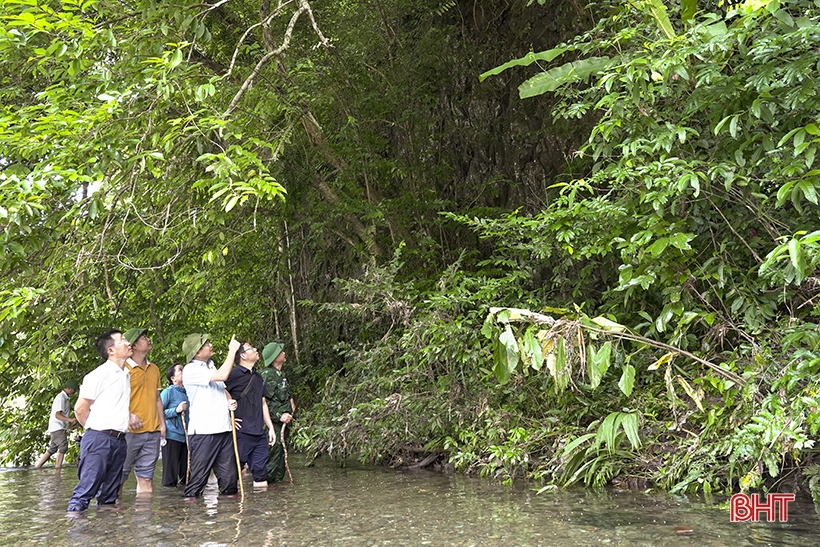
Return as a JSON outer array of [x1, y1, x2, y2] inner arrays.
[[120, 328, 166, 494], [67, 329, 141, 516], [181, 333, 241, 499], [35, 379, 79, 469]]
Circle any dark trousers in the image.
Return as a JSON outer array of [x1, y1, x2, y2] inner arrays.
[[183, 432, 238, 498], [161, 438, 188, 487], [67, 429, 127, 512], [266, 422, 286, 483], [237, 431, 268, 483]]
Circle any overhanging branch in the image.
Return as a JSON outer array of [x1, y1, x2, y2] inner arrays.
[[223, 0, 329, 118]]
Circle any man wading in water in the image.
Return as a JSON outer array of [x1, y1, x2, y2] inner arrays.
[[120, 328, 166, 495], [225, 341, 276, 489], [67, 329, 139, 516], [181, 333, 241, 500], [260, 342, 295, 484], [35, 379, 79, 469]]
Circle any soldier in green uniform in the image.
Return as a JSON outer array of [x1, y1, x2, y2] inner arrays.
[[260, 342, 295, 484]]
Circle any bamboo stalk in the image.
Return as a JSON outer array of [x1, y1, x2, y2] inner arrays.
[[230, 409, 245, 500], [181, 411, 190, 484], [281, 421, 293, 484]]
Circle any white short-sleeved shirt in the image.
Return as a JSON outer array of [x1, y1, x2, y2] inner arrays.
[[48, 391, 70, 433], [182, 360, 231, 435], [79, 360, 131, 433]]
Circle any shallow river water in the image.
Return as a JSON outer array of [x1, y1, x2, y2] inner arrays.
[[1, 456, 817, 546]]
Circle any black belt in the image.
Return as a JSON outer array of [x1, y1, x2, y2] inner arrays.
[[95, 429, 127, 439]]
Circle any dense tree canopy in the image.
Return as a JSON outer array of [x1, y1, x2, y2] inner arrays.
[[1, 0, 819, 500]]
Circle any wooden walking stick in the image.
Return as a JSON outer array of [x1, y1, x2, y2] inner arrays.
[[281, 421, 293, 484], [230, 409, 245, 500], [181, 411, 191, 484]]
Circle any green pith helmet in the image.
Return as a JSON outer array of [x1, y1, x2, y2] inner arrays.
[[62, 379, 80, 390], [262, 342, 284, 366], [123, 327, 146, 345], [183, 333, 210, 363]]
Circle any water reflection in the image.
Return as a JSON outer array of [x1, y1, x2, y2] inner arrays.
[[0, 458, 817, 546]]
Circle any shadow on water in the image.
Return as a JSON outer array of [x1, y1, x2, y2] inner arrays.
[[1, 457, 818, 546]]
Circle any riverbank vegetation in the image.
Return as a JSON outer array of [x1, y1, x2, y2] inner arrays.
[[2, 0, 819, 500]]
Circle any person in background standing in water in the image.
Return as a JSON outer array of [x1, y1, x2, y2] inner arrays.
[[181, 333, 241, 500], [120, 328, 166, 495], [225, 341, 276, 489], [260, 342, 295, 484], [35, 379, 79, 469], [160, 364, 189, 487], [67, 329, 139, 515]]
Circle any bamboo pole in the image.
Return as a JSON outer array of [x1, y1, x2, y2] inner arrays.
[[181, 412, 191, 484], [281, 421, 293, 484], [230, 409, 245, 500]]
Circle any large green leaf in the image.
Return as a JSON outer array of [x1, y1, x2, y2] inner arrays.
[[481, 312, 497, 339], [518, 57, 612, 99], [561, 433, 597, 464], [646, 0, 676, 39], [499, 324, 520, 374], [479, 46, 570, 82], [597, 411, 623, 453], [681, 0, 697, 22], [523, 327, 545, 370], [493, 339, 512, 385], [620, 412, 642, 450]]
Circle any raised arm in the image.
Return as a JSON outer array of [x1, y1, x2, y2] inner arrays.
[[210, 336, 241, 382]]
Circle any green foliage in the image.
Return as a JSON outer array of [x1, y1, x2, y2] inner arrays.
[[3, 0, 820, 504], [0, 0, 325, 464], [297, 0, 820, 496], [759, 231, 820, 285], [321, 0, 820, 495], [557, 411, 642, 487]]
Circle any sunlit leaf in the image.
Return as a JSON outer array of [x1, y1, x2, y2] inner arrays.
[[518, 57, 612, 99], [676, 375, 704, 412], [648, 351, 676, 371], [479, 46, 570, 82], [618, 365, 635, 397], [590, 316, 626, 332]]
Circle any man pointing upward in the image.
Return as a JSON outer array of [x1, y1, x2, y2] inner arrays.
[[181, 333, 241, 499]]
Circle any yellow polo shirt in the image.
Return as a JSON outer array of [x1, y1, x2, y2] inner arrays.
[[125, 358, 162, 433]]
